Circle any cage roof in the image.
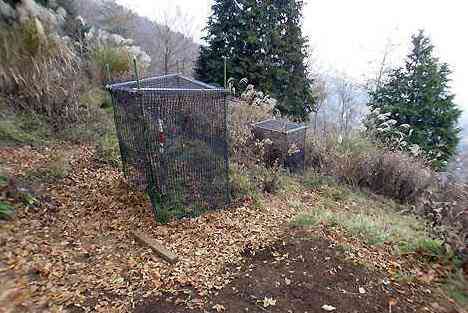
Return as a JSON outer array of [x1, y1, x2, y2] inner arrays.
[[107, 74, 224, 92], [253, 118, 307, 134]]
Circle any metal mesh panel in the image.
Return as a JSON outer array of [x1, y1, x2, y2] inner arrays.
[[252, 119, 307, 173], [108, 74, 230, 220]]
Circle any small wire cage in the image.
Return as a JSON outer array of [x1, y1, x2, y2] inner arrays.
[[252, 119, 307, 173], [107, 74, 230, 220]]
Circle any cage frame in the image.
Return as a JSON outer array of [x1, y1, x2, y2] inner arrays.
[[252, 118, 308, 173], [107, 74, 230, 221]]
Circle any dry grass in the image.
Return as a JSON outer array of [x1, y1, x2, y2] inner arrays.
[[0, 22, 88, 127], [305, 134, 467, 255], [293, 183, 442, 253], [228, 101, 272, 166], [306, 135, 433, 202]]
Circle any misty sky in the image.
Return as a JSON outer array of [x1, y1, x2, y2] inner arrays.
[[116, 0, 468, 120]]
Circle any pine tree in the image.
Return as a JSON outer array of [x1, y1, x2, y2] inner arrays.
[[367, 30, 462, 168], [195, 0, 314, 121], [268, 0, 314, 121], [194, 0, 244, 86]]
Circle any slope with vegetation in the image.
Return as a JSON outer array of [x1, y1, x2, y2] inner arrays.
[[1, 102, 467, 312], [0, 0, 467, 312]]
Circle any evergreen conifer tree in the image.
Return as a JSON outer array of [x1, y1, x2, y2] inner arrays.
[[367, 30, 461, 168], [194, 0, 244, 86], [195, 0, 314, 120], [268, 0, 313, 120]]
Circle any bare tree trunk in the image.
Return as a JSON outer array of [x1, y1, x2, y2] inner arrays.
[[155, 7, 196, 76], [164, 51, 169, 75], [314, 112, 318, 135]]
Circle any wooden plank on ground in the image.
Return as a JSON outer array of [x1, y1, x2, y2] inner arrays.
[[132, 231, 179, 264]]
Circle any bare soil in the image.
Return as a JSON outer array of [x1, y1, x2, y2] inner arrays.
[[135, 229, 456, 313]]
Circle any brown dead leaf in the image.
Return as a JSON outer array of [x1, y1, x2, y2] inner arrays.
[[212, 303, 225, 312]]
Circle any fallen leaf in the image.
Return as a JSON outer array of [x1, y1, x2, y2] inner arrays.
[[388, 298, 397, 313], [321, 304, 336, 311], [212, 304, 225, 312], [262, 297, 277, 307]]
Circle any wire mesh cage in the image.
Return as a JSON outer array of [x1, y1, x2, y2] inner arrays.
[[107, 74, 230, 220], [252, 119, 307, 173]]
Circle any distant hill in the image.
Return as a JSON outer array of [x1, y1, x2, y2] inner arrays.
[[75, 0, 199, 76], [460, 116, 468, 148], [447, 114, 468, 181]]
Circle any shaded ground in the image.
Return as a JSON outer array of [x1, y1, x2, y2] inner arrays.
[[136, 229, 456, 313]]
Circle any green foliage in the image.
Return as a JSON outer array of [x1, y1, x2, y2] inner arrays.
[[443, 270, 468, 307], [229, 164, 257, 200], [195, 0, 314, 121], [95, 130, 121, 167], [0, 119, 40, 145], [0, 18, 58, 59], [0, 201, 14, 219], [303, 172, 337, 189], [254, 164, 284, 194], [0, 175, 14, 219], [322, 186, 351, 202], [79, 87, 107, 109], [0, 175, 38, 220], [293, 185, 441, 251], [367, 30, 462, 169], [21, 18, 45, 56], [0, 109, 51, 146], [59, 87, 116, 144], [399, 238, 444, 257]]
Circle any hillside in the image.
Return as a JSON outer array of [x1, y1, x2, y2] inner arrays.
[[447, 117, 468, 181], [0, 139, 466, 312], [0, 1, 467, 312], [74, 0, 199, 75], [1, 100, 467, 312]]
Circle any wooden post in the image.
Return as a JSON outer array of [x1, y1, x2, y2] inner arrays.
[[133, 57, 140, 89], [132, 231, 178, 264], [223, 56, 227, 89], [105, 63, 111, 85]]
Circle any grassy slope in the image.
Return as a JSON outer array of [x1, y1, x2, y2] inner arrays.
[[291, 172, 467, 308]]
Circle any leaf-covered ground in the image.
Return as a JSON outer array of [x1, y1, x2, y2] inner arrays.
[[0, 145, 465, 312], [136, 229, 457, 313], [0, 145, 306, 312]]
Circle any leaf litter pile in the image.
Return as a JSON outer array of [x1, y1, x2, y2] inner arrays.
[[0, 145, 304, 312], [0, 145, 464, 313]]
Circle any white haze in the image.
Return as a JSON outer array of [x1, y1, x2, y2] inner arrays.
[[116, 0, 468, 122]]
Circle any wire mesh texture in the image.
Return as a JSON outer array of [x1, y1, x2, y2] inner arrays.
[[107, 74, 230, 221], [252, 119, 307, 173]]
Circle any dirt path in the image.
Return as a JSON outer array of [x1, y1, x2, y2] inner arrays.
[[136, 229, 456, 313]]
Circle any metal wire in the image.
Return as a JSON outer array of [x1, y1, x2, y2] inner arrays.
[[108, 74, 230, 221], [252, 119, 307, 173]]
